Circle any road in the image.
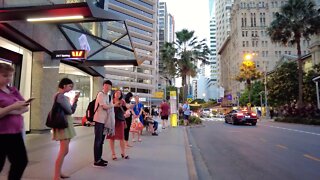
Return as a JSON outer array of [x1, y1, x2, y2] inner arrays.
[[188, 118, 320, 180]]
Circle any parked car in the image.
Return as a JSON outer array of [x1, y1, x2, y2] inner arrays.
[[224, 110, 257, 126]]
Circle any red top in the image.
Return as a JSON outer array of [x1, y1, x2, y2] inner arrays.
[[160, 102, 170, 116]]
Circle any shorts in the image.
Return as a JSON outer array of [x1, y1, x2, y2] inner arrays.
[[183, 114, 190, 120], [161, 115, 168, 120]]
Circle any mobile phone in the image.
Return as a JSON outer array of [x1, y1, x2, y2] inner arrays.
[[25, 98, 35, 103]]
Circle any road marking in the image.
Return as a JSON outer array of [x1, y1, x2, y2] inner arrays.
[[303, 154, 320, 162], [260, 124, 320, 136], [276, 144, 288, 149]]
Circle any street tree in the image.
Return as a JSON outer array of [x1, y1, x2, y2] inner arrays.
[[303, 64, 320, 105], [235, 59, 262, 103], [161, 29, 210, 101], [239, 81, 264, 107], [267, 0, 320, 108], [267, 62, 299, 106], [160, 42, 177, 80]]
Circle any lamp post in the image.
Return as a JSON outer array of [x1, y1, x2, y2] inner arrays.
[[259, 91, 264, 108], [263, 61, 270, 118]]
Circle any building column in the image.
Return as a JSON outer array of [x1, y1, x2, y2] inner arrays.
[[92, 76, 104, 96], [30, 52, 60, 131]]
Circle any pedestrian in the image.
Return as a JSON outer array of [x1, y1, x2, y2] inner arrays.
[[132, 95, 144, 142], [270, 108, 274, 119], [107, 90, 129, 160], [124, 92, 134, 148], [93, 80, 116, 167], [0, 63, 30, 180], [182, 101, 191, 126], [51, 78, 79, 180], [159, 99, 170, 129]]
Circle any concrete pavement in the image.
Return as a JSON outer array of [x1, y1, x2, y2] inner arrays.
[[0, 123, 192, 180]]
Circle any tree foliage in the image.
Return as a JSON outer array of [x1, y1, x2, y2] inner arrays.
[[267, 62, 299, 106], [235, 60, 262, 102], [239, 81, 264, 106], [267, 0, 320, 107], [303, 64, 320, 105]]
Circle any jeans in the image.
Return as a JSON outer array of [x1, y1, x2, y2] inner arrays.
[[94, 122, 106, 162], [0, 133, 28, 180]]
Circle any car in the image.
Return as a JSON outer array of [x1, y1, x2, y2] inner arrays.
[[224, 110, 257, 126], [202, 108, 211, 117]]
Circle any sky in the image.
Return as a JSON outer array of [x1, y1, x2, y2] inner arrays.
[[163, 0, 210, 43]]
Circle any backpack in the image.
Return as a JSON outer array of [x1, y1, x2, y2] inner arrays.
[[86, 93, 111, 122]]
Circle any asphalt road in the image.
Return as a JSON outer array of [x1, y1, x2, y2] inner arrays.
[[188, 118, 320, 180]]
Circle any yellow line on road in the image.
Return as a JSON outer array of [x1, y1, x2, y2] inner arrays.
[[276, 144, 288, 149], [304, 154, 320, 162]]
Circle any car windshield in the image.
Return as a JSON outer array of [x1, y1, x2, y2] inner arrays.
[[203, 108, 210, 111]]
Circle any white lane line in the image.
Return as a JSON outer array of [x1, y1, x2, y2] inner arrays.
[[303, 154, 320, 162], [260, 124, 320, 136]]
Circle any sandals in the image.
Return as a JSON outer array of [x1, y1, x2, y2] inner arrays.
[[112, 154, 117, 160], [121, 154, 130, 159]]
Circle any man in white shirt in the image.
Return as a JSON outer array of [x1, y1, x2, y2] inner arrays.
[[182, 101, 191, 126], [93, 80, 119, 167]]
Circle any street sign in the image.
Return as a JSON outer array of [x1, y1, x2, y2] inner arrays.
[[52, 50, 86, 60], [187, 98, 192, 103], [247, 103, 251, 107]]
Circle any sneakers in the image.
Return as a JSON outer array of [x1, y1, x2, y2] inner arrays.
[[93, 160, 108, 167], [152, 133, 158, 136]]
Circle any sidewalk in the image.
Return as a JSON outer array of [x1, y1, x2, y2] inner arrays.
[[0, 124, 190, 180]]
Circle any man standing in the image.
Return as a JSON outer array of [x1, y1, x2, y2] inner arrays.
[[182, 101, 191, 126], [159, 99, 170, 129], [93, 80, 118, 167]]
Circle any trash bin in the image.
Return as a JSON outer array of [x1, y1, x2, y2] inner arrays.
[[170, 113, 178, 127]]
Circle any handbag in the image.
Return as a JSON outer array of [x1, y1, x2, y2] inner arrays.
[[46, 94, 68, 129]]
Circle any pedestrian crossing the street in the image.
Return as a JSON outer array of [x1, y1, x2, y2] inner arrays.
[[201, 117, 225, 122]]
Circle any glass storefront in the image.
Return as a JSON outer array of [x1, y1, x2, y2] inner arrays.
[[59, 63, 92, 120]]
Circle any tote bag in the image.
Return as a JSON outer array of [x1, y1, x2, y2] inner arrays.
[[46, 94, 68, 129]]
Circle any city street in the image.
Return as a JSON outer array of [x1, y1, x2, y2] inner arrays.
[[189, 119, 320, 180]]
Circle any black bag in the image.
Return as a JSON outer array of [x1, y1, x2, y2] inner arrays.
[[86, 93, 111, 122], [46, 94, 68, 129]]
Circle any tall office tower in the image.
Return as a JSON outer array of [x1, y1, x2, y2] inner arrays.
[[158, 1, 168, 76], [219, 0, 311, 103], [167, 13, 175, 43], [105, 0, 157, 104]]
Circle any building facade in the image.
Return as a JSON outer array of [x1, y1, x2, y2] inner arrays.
[[219, 0, 312, 104], [104, 0, 157, 104], [0, 0, 147, 131]]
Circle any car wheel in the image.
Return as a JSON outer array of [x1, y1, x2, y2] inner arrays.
[[252, 122, 257, 126], [232, 117, 238, 125]]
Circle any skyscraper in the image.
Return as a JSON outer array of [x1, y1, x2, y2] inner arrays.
[[104, 0, 157, 104]]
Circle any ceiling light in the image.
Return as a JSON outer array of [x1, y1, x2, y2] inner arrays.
[[27, 15, 84, 22]]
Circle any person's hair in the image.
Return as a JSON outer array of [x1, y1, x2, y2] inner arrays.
[[125, 92, 133, 103], [0, 63, 14, 74], [163, 99, 166, 102], [58, 78, 73, 88], [113, 90, 123, 100], [103, 80, 112, 86], [144, 107, 150, 113]]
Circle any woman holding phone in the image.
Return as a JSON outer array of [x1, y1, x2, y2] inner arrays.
[[51, 78, 79, 180], [0, 63, 30, 180]]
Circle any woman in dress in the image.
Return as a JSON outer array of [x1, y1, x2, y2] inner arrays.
[[52, 78, 79, 180], [107, 90, 129, 160]]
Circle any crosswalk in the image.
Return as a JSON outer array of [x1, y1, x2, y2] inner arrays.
[[201, 117, 225, 122]]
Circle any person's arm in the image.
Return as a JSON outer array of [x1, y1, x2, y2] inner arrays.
[[57, 94, 76, 114], [0, 101, 29, 118]]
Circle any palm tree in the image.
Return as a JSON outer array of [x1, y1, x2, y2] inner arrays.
[[160, 42, 177, 80], [175, 29, 210, 100], [160, 29, 210, 101], [267, 0, 320, 108]]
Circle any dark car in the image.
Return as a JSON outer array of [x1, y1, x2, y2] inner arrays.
[[224, 110, 258, 126]]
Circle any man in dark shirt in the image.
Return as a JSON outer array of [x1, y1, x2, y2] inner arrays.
[[159, 100, 170, 129]]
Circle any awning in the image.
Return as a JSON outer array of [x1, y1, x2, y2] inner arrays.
[[0, 1, 139, 66]]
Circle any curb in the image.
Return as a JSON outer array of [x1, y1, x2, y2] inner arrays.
[[183, 127, 198, 180]]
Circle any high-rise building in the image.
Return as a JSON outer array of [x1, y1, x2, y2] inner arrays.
[[158, 1, 168, 76], [105, 0, 157, 104], [219, 0, 312, 104], [167, 13, 175, 43]]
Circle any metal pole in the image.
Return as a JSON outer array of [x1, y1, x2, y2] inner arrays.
[[264, 70, 270, 118], [316, 81, 320, 109]]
